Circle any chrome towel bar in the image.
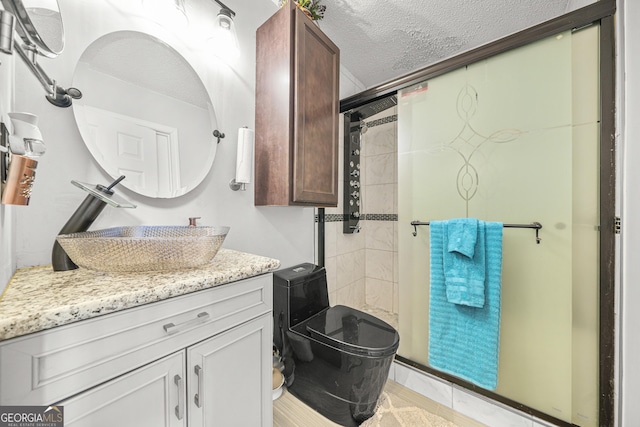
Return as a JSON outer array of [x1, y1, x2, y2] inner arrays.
[[410, 221, 543, 244]]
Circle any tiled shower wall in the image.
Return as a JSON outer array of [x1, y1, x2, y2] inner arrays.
[[322, 108, 398, 315], [361, 109, 398, 314], [323, 111, 365, 308]]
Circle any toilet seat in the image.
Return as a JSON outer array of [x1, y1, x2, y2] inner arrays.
[[305, 305, 399, 357]]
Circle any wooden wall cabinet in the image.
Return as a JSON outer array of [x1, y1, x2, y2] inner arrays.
[[255, 0, 340, 207]]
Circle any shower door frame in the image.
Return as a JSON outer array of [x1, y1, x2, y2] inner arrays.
[[339, 1, 616, 426]]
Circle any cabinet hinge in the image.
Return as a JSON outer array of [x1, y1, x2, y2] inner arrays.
[[615, 216, 621, 234]]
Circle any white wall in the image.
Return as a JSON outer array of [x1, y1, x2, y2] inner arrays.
[[1, 0, 366, 295], [339, 64, 366, 100], [620, 0, 640, 424], [0, 0, 363, 291], [0, 36, 15, 291]]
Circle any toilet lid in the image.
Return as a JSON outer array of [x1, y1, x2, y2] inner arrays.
[[305, 305, 399, 357]]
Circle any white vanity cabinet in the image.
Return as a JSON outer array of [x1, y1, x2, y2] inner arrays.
[[60, 351, 187, 427], [0, 273, 273, 427], [186, 314, 271, 426]]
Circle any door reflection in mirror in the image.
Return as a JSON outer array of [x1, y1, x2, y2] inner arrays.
[[72, 31, 217, 198]]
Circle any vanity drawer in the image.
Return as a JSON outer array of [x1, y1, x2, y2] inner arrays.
[[0, 273, 272, 405]]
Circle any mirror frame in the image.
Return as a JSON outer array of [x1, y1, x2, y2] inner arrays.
[[0, 0, 64, 57]]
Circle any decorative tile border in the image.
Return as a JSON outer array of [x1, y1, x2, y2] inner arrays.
[[364, 214, 397, 221], [364, 114, 398, 129], [322, 214, 347, 222], [316, 214, 397, 223]]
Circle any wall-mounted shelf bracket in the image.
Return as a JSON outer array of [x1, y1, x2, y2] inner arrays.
[[213, 129, 225, 144], [11, 41, 82, 107]]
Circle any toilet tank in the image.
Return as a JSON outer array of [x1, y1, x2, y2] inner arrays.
[[273, 263, 330, 349]]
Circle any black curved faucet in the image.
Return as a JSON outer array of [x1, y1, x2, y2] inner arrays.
[[52, 175, 131, 271]]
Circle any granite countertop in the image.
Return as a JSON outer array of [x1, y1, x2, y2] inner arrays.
[[0, 249, 280, 342]]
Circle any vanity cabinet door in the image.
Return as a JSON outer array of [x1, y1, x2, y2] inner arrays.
[[60, 351, 186, 427], [255, 1, 340, 207], [187, 313, 272, 427]]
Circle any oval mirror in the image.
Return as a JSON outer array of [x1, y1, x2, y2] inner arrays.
[[2, 0, 64, 57], [72, 31, 218, 198]]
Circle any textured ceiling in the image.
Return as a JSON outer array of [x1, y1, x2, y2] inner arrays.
[[315, 0, 584, 88], [80, 1, 594, 104]]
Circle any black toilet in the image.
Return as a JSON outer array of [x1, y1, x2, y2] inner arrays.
[[273, 263, 400, 427]]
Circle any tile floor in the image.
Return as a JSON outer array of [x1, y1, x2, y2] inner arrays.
[[275, 308, 556, 427], [273, 379, 487, 427]]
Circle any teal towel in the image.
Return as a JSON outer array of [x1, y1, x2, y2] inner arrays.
[[428, 220, 503, 390], [447, 218, 478, 258], [444, 218, 485, 308]]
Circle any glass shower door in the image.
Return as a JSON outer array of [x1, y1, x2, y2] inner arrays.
[[397, 25, 600, 426]]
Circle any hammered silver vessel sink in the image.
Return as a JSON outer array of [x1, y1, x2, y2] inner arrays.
[[56, 226, 230, 273]]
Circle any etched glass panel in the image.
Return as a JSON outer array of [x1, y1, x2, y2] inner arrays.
[[398, 26, 599, 425]]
